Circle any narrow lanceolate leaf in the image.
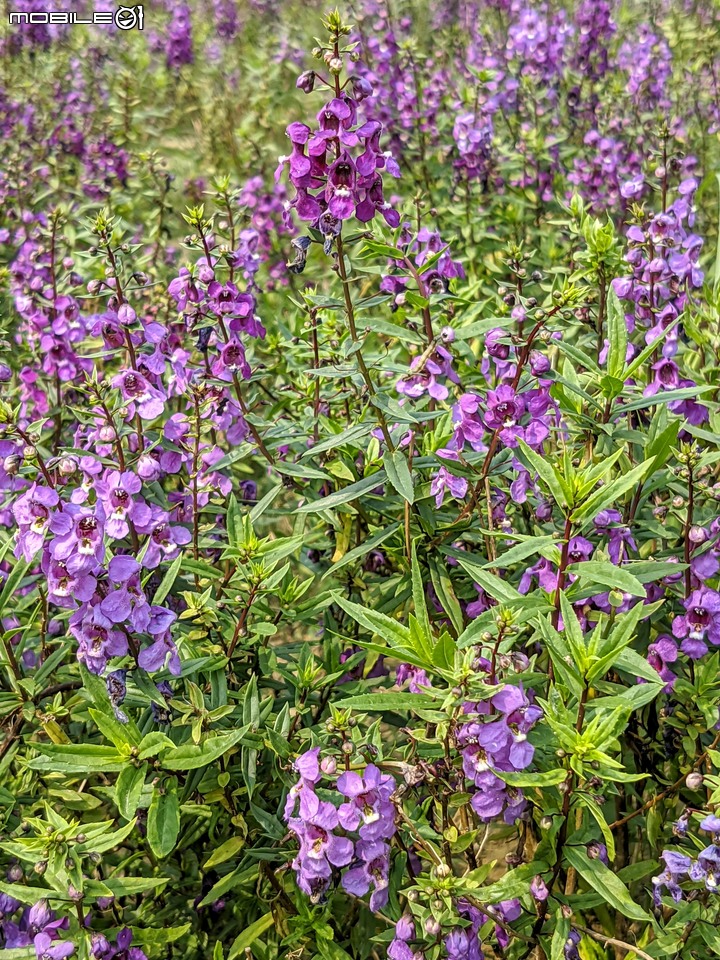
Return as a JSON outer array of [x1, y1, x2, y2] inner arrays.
[[483, 535, 557, 570], [568, 560, 646, 598], [448, 552, 522, 603], [162, 729, 247, 770], [147, 778, 180, 859], [322, 522, 400, 578], [564, 846, 650, 921], [152, 553, 184, 604], [571, 458, 655, 525], [228, 913, 276, 959], [411, 541, 432, 639], [384, 449, 415, 503], [339, 692, 443, 712], [605, 285, 628, 381], [115, 763, 147, 820], [332, 594, 411, 649], [295, 470, 386, 512], [517, 439, 570, 508], [28, 744, 127, 774]]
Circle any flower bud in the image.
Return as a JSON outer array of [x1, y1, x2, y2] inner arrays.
[[396, 915, 415, 941], [3, 455, 21, 475], [530, 876, 549, 901], [685, 771, 703, 790], [57, 457, 77, 477], [608, 589, 625, 608], [0, 364, 11, 382], [296, 70, 315, 94], [320, 756, 337, 775], [117, 304, 137, 326], [425, 917, 441, 937]]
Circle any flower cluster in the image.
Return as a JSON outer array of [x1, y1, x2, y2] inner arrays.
[[654, 816, 720, 903], [278, 30, 401, 247], [457, 685, 542, 823], [284, 748, 397, 910]]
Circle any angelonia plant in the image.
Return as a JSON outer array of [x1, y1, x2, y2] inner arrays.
[[2, 2, 720, 960]]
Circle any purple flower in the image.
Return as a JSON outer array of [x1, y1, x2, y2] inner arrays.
[[96, 471, 151, 540], [396, 663, 431, 694], [430, 467, 468, 508], [646, 636, 678, 691], [530, 875, 549, 901], [700, 815, 720, 836], [138, 607, 180, 675], [69, 602, 128, 675], [672, 587, 720, 658], [141, 516, 191, 570], [652, 850, 692, 903], [288, 788, 354, 902], [341, 838, 392, 911], [49, 505, 105, 575], [111, 370, 165, 421], [690, 844, 720, 892], [12, 484, 59, 561], [35, 933, 74, 960], [337, 764, 396, 841], [284, 746, 322, 820]]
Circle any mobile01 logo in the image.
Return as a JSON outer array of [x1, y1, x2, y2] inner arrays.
[[8, 5, 144, 29]]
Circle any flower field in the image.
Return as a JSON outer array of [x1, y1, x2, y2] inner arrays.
[[2, 2, 720, 959]]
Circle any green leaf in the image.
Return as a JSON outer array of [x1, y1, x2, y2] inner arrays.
[[586, 602, 648, 681], [87, 876, 168, 898], [535, 617, 584, 698], [569, 561, 646, 598], [296, 471, 386, 513], [559, 593, 589, 671], [495, 768, 568, 788], [517, 439, 569, 508], [0, 880, 72, 904], [620, 385, 712, 414], [429, 556, 464, 635], [88, 708, 139, 749], [571, 459, 655, 525], [606, 286, 628, 381], [576, 793, 616, 861], [322, 522, 400, 578], [162, 730, 247, 770], [484, 536, 557, 570], [614, 647, 663, 683], [332, 594, 411, 650], [564, 846, 650, 920], [384, 450, 415, 503], [203, 835, 245, 870], [0, 558, 30, 617], [147, 778, 180, 859], [458, 861, 549, 903], [448, 552, 522, 603], [115, 763, 147, 820], [228, 913, 275, 959], [411, 541, 432, 640], [152, 553, 184, 604], [339, 693, 443, 712], [28, 744, 126, 774], [622, 315, 682, 381]]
